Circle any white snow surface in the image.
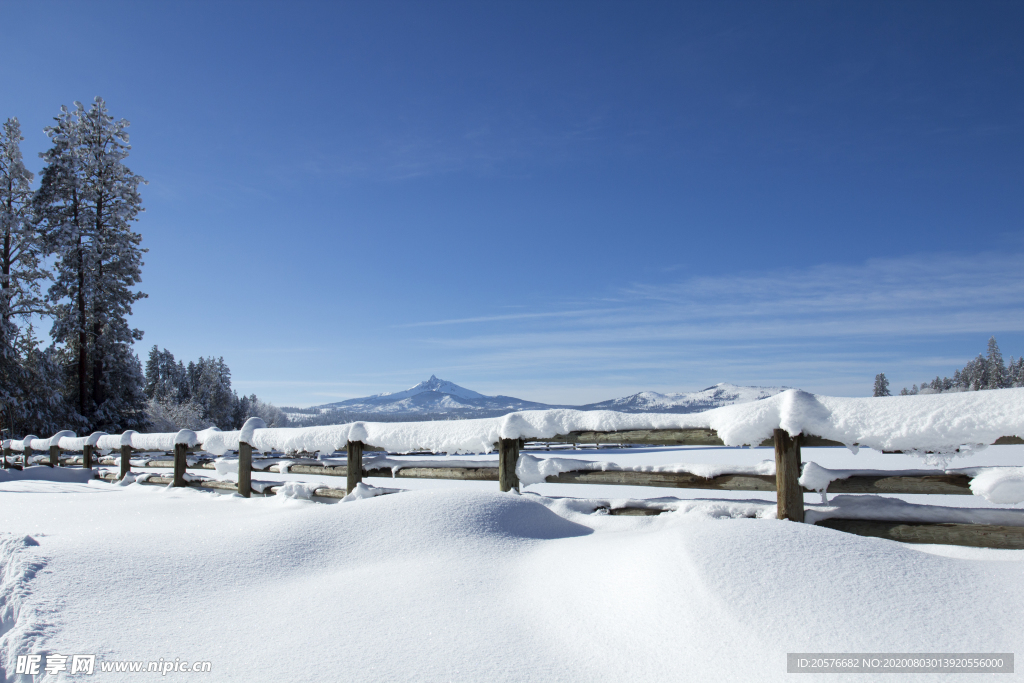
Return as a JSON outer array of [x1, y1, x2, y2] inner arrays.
[[2, 476, 1024, 682]]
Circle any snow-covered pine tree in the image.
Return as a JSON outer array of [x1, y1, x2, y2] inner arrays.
[[34, 98, 148, 431], [1010, 357, 1024, 387], [184, 360, 199, 405], [178, 356, 234, 428], [1, 118, 47, 321], [961, 355, 988, 391], [202, 357, 236, 429], [9, 326, 80, 436], [144, 346, 185, 402], [1, 118, 53, 437], [34, 103, 87, 417], [873, 373, 890, 397], [985, 337, 1008, 389], [233, 393, 252, 428], [0, 303, 20, 436], [91, 341, 148, 432]]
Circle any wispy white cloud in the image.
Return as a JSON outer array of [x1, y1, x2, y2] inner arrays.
[[388, 250, 1024, 401], [234, 250, 1024, 405], [393, 308, 616, 328]]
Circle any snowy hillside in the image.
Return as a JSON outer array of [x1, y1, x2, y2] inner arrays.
[[287, 377, 782, 424], [581, 382, 786, 413]]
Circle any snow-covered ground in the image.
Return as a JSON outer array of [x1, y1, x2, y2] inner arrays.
[[2, 442, 1024, 681]]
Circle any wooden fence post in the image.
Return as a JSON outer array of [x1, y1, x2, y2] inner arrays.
[[45, 431, 73, 468], [117, 431, 137, 480], [774, 429, 804, 522], [238, 441, 252, 498], [2, 445, 10, 469], [83, 444, 94, 470], [173, 443, 187, 487], [346, 440, 363, 493], [237, 417, 266, 497], [120, 445, 132, 480], [23, 443, 32, 468], [499, 438, 520, 492]]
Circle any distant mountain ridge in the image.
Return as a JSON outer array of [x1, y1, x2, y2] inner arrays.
[[283, 376, 786, 425], [580, 384, 786, 413], [319, 375, 554, 415]]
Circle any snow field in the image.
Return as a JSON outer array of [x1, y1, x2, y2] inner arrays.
[[1, 476, 1023, 682]]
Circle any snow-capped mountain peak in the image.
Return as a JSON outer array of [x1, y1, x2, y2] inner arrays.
[[378, 375, 486, 401]]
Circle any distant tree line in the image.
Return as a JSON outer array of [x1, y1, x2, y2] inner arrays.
[[144, 347, 288, 431], [874, 337, 1024, 397]]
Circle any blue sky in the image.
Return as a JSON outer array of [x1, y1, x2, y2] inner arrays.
[[2, 0, 1022, 406]]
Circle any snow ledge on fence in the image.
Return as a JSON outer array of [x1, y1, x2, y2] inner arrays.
[[3, 387, 1023, 458]]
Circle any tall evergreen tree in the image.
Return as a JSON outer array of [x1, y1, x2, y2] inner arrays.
[[0, 309, 20, 435], [34, 98, 148, 430], [205, 357, 236, 428], [873, 373, 890, 397], [1, 117, 47, 321], [144, 346, 185, 402], [10, 326, 80, 436], [1010, 357, 1024, 388], [963, 355, 987, 391], [1, 118, 55, 436], [985, 336, 1007, 389]]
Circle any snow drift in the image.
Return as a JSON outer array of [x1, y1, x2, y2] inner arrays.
[[1, 483, 1022, 682]]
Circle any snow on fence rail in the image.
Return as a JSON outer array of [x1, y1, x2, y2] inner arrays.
[[3, 389, 1024, 547]]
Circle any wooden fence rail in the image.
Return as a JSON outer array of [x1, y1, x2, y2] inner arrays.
[[31, 453, 978, 496]]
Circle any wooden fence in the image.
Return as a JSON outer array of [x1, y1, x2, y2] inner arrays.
[[4, 428, 1024, 549]]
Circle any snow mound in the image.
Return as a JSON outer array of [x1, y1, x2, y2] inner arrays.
[[970, 468, 1024, 505], [0, 466, 96, 485], [276, 481, 319, 500]]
